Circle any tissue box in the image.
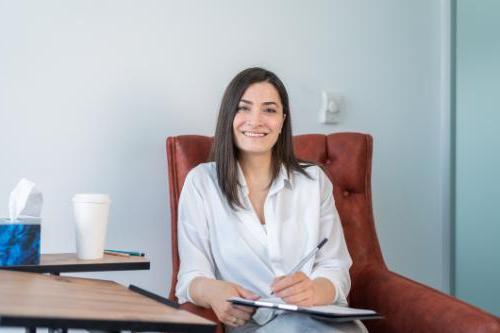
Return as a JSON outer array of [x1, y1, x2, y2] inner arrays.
[[0, 218, 40, 266]]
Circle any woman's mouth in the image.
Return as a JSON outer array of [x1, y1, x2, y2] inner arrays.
[[242, 131, 268, 137]]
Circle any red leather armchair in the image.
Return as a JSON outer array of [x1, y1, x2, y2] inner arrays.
[[166, 133, 500, 333]]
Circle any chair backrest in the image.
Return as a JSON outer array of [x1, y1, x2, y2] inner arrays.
[[166, 133, 385, 301]]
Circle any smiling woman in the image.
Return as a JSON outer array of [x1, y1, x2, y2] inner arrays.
[[211, 68, 310, 211], [175, 68, 367, 333], [233, 82, 284, 154]]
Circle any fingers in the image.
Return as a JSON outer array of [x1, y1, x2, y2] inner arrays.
[[271, 272, 316, 306], [234, 304, 256, 314], [278, 279, 311, 298], [218, 284, 260, 326], [221, 306, 252, 327], [229, 307, 252, 321], [282, 289, 314, 306], [273, 276, 286, 283], [280, 283, 314, 306], [211, 282, 258, 328], [271, 272, 307, 294], [223, 316, 246, 327], [235, 285, 260, 300]]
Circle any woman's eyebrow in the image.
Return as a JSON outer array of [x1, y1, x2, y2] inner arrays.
[[239, 99, 279, 106]]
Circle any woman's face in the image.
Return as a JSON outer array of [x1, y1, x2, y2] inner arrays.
[[232, 82, 285, 157]]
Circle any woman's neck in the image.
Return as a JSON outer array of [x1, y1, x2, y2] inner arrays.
[[238, 153, 273, 188]]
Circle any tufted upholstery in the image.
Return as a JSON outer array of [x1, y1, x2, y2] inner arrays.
[[166, 133, 500, 333]]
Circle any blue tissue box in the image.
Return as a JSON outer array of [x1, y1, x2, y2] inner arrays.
[[0, 218, 41, 266]]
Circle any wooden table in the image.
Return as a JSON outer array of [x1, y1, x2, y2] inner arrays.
[[0, 270, 215, 332], [1, 253, 150, 274]]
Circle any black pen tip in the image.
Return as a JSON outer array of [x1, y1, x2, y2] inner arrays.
[[318, 238, 328, 249]]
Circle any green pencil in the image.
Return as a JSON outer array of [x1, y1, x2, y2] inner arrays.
[[104, 249, 145, 256]]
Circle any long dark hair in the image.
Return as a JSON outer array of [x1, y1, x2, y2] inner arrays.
[[210, 67, 310, 209]]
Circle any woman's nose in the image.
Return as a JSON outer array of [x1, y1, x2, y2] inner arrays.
[[245, 109, 262, 126]]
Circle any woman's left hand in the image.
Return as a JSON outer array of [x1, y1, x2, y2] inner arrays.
[[270, 272, 317, 307]]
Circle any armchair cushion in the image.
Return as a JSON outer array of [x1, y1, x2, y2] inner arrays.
[[351, 266, 500, 333]]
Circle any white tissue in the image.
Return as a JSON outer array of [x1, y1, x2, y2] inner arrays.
[[8, 178, 43, 222]]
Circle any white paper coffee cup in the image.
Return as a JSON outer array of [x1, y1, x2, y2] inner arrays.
[[72, 193, 111, 260]]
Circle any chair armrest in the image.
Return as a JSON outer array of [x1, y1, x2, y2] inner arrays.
[[180, 302, 224, 333], [351, 267, 499, 333]]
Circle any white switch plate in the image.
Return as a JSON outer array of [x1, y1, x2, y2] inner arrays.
[[319, 90, 344, 124]]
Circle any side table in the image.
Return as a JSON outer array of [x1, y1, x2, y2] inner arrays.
[[1, 253, 150, 275]]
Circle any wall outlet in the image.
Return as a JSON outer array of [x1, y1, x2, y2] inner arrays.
[[319, 90, 344, 124]]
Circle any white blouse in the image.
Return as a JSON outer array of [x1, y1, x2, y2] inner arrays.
[[175, 162, 352, 306]]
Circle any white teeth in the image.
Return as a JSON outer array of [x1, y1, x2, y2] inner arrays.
[[243, 132, 266, 137]]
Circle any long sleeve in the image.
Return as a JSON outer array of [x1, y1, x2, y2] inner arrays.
[[309, 169, 353, 306], [175, 171, 216, 305]]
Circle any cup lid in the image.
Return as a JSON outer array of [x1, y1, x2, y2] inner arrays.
[[72, 193, 111, 204]]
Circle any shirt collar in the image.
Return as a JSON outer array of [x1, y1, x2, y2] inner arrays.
[[237, 162, 294, 198]]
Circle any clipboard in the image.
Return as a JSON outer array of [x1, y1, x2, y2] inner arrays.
[[228, 297, 383, 323]]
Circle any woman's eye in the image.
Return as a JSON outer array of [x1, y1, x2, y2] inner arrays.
[[264, 108, 277, 113], [237, 106, 249, 111]]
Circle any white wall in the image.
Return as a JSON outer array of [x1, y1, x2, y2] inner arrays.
[[0, 0, 449, 321]]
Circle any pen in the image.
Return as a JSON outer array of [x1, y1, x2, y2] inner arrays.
[[271, 238, 328, 295], [104, 249, 145, 257], [129, 284, 180, 309], [288, 238, 328, 274], [104, 250, 130, 257]]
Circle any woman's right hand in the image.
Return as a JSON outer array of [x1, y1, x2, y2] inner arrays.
[[205, 280, 260, 327]]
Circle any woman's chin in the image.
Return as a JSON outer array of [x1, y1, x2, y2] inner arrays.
[[238, 147, 273, 157]]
